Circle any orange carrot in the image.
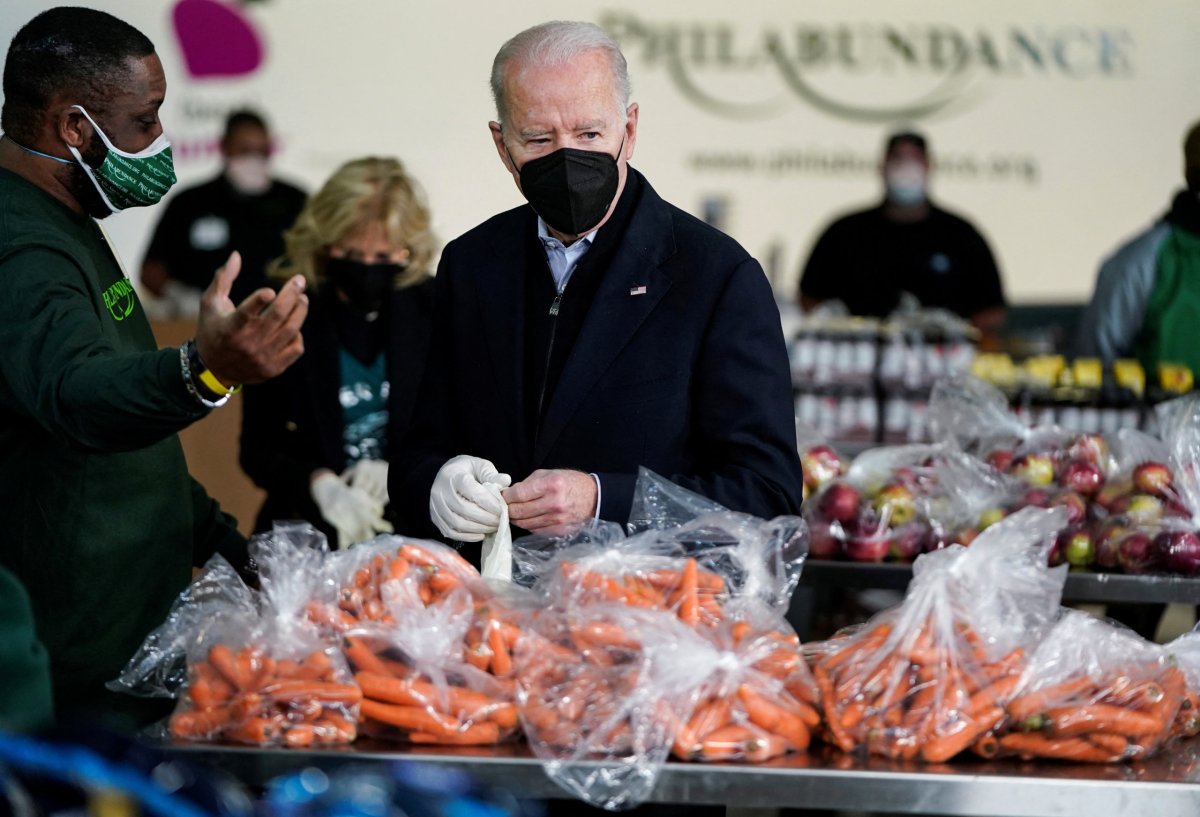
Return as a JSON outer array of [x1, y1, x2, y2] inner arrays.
[[966, 675, 1020, 718], [699, 724, 757, 760], [344, 637, 393, 677], [409, 722, 502, 744], [921, 706, 1005, 762], [738, 685, 810, 751], [1005, 677, 1095, 722], [225, 716, 283, 745], [360, 699, 460, 736], [169, 705, 232, 739], [207, 644, 246, 691], [683, 697, 728, 741], [284, 723, 316, 748], [261, 680, 363, 705], [1046, 704, 1165, 739], [488, 622, 513, 676], [1086, 732, 1129, 758], [998, 732, 1113, 763]]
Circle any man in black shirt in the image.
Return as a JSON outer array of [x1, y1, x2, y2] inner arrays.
[[141, 109, 305, 315], [798, 131, 1007, 342]]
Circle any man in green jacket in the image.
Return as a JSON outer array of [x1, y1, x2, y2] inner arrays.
[[1076, 120, 1200, 375], [0, 7, 309, 728]]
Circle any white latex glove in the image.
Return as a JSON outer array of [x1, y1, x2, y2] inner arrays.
[[481, 483, 513, 581], [429, 455, 512, 542], [343, 459, 389, 505], [311, 471, 393, 548]]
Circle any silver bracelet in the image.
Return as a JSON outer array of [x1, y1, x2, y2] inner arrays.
[[179, 342, 230, 408]]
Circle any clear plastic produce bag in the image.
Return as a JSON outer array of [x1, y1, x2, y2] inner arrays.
[[111, 524, 360, 746], [667, 600, 819, 763], [804, 442, 1018, 563], [313, 536, 530, 745], [985, 610, 1185, 762], [514, 603, 706, 810], [805, 506, 1068, 761]]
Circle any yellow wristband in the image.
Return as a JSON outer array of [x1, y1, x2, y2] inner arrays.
[[197, 367, 238, 396]]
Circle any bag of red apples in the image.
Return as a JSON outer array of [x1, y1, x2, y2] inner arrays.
[[928, 376, 1119, 567], [1087, 396, 1200, 576], [795, 422, 848, 504], [803, 442, 1015, 563]]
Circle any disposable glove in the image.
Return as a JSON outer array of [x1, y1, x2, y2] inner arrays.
[[343, 459, 389, 505], [429, 455, 512, 542], [311, 471, 393, 548]]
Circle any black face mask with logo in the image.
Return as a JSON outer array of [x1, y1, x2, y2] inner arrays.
[[324, 257, 402, 314], [517, 139, 623, 236]]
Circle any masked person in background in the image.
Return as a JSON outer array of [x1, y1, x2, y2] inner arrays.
[[241, 157, 436, 548], [140, 109, 306, 317], [391, 21, 802, 560], [1076, 120, 1200, 377], [0, 7, 308, 728], [798, 130, 1007, 346]]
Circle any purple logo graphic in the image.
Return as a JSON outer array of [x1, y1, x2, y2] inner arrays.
[[172, 0, 264, 78]]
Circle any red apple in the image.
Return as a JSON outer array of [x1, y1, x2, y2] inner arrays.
[[1019, 488, 1051, 509], [1049, 491, 1088, 526], [888, 525, 927, 562], [1155, 530, 1200, 576], [807, 519, 842, 560], [1068, 433, 1109, 466], [1094, 479, 1132, 513], [802, 445, 844, 490], [844, 531, 891, 562], [817, 482, 862, 524], [1093, 520, 1129, 570], [1012, 453, 1055, 487], [1057, 458, 1105, 497], [873, 482, 917, 527], [1133, 461, 1174, 497], [1117, 531, 1160, 574], [986, 449, 1015, 472]]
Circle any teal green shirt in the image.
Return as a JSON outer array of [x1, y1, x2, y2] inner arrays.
[[0, 167, 245, 728]]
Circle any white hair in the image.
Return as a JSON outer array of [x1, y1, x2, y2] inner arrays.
[[490, 20, 632, 129]]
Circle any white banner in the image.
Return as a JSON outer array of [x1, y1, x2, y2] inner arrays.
[[4, 0, 1198, 304]]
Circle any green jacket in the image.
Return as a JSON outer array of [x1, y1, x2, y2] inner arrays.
[[1076, 190, 1200, 373], [0, 167, 246, 728], [0, 565, 53, 733]]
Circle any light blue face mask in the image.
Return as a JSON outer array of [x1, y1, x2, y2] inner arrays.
[[885, 160, 928, 206], [65, 105, 176, 213]]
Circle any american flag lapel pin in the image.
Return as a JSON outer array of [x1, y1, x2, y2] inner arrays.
[[629, 284, 648, 296]]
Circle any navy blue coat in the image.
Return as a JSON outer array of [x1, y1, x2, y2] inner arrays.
[[391, 169, 802, 538]]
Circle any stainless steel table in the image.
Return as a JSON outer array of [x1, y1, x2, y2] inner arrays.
[[170, 738, 1200, 817], [800, 561, 1200, 605]]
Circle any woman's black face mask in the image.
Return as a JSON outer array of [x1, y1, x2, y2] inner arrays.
[[324, 256, 403, 313]]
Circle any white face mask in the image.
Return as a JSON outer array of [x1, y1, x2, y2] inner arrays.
[[225, 154, 271, 195], [885, 160, 928, 206]]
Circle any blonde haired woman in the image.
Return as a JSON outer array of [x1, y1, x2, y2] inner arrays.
[[240, 157, 436, 547]]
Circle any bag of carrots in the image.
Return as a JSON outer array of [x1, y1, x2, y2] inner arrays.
[[307, 535, 487, 634], [513, 603, 710, 810], [1165, 627, 1200, 741], [982, 610, 1186, 762], [113, 524, 361, 747], [667, 601, 820, 763], [517, 513, 807, 629], [318, 536, 529, 746], [805, 506, 1069, 761]]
